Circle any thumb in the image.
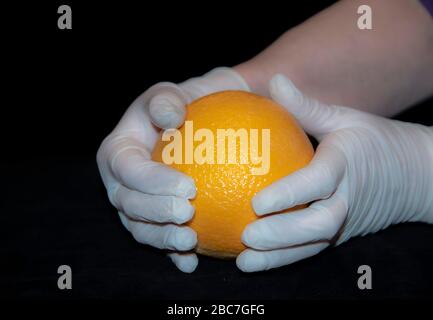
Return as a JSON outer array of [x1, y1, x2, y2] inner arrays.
[[149, 67, 250, 130], [269, 74, 342, 139], [148, 82, 189, 129]]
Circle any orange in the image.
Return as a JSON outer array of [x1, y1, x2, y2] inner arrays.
[[152, 91, 314, 258]]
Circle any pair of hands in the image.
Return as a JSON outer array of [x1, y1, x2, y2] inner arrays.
[[97, 68, 433, 273]]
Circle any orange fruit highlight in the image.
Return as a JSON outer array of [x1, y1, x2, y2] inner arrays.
[[152, 91, 314, 258]]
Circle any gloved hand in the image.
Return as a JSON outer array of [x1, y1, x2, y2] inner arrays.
[[237, 74, 433, 272], [97, 67, 250, 273]]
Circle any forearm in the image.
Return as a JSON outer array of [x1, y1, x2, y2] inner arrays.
[[235, 0, 433, 116]]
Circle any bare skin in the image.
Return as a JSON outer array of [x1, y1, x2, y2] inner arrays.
[[234, 0, 433, 117]]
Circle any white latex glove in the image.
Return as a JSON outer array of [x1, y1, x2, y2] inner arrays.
[[237, 74, 433, 272], [97, 67, 250, 273]]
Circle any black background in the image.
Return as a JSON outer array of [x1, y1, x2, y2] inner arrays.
[[2, 0, 433, 304]]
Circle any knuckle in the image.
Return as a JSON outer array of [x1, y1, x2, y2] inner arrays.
[[107, 184, 120, 208], [312, 161, 338, 197], [96, 135, 111, 167], [168, 196, 177, 216], [121, 191, 140, 218], [162, 226, 176, 248], [321, 208, 341, 239], [312, 203, 345, 241]]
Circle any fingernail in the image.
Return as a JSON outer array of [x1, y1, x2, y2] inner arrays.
[[252, 193, 272, 215], [175, 228, 197, 251], [273, 74, 287, 88], [174, 255, 198, 273], [177, 177, 197, 199], [237, 251, 267, 273], [272, 74, 298, 99], [149, 93, 186, 129], [241, 225, 259, 247], [174, 199, 195, 224]]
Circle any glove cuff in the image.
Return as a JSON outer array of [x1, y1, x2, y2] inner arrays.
[[179, 67, 251, 100], [206, 67, 251, 92]]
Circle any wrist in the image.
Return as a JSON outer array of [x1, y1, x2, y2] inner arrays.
[[233, 57, 305, 98], [180, 67, 250, 98], [233, 61, 268, 96]]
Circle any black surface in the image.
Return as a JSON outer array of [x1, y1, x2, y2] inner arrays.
[[2, 1, 433, 301], [3, 156, 433, 299]]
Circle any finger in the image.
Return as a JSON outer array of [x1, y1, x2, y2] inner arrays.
[[148, 67, 251, 130], [148, 83, 189, 129], [168, 252, 199, 273], [252, 142, 345, 215], [236, 242, 328, 273], [119, 212, 198, 272], [243, 194, 347, 250], [269, 74, 344, 139], [122, 214, 197, 251], [109, 139, 196, 198], [113, 184, 194, 224]]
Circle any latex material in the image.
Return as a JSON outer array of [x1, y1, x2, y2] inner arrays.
[[149, 67, 250, 129], [97, 67, 250, 273], [237, 74, 433, 272]]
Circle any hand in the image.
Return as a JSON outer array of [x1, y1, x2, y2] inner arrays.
[[237, 74, 433, 272], [97, 67, 250, 273]]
